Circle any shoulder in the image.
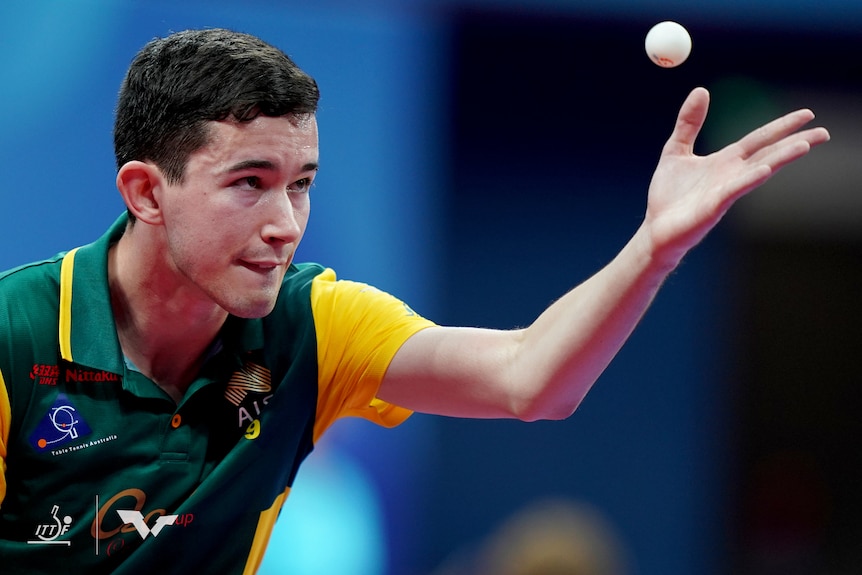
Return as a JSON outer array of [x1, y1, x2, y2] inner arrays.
[[0, 254, 65, 323], [0, 254, 66, 418], [264, 262, 328, 322], [0, 252, 65, 290], [278, 262, 328, 298]]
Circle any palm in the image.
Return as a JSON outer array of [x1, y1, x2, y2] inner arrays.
[[644, 87, 829, 267]]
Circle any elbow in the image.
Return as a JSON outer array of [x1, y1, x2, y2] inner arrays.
[[509, 390, 579, 422], [499, 331, 584, 421]]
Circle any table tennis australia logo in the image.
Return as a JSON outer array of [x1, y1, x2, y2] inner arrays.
[[225, 360, 273, 429], [29, 392, 92, 452]]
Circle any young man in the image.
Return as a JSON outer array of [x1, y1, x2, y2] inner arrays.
[[0, 28, 829, 574]]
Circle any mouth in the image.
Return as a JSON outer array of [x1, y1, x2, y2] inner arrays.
[[239, 260, 283, 274]]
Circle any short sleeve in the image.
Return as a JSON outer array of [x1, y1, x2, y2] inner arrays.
[[310, 268, 436, 440], [0, 370, 11, 506]]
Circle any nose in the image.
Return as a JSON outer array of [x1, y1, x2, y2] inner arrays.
[[260, 192, 305, 245]]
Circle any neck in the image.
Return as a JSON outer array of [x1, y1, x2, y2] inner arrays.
[[108, 226, 227, 402]]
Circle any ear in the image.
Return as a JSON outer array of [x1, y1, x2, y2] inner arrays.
[[116, 161, 166, 225]]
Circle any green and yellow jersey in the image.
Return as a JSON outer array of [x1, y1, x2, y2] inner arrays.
[[0, 214, 435, 574]]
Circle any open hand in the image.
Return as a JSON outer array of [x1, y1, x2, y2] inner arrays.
[[644, 87, 830, 268]]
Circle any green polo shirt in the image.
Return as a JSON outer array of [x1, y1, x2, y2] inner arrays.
[[0, 214, 435, 574]]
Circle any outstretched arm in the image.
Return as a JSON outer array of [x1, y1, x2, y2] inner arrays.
[[379, 87, 830, 420]]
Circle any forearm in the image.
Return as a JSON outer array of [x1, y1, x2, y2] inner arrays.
[[382, 222, 679, 422], [511, 222, 676, 420]]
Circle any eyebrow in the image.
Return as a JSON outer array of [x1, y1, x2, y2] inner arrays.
[[225, 159, 320, 174]]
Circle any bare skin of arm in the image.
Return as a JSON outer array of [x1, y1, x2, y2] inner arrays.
[[378, 87, 831, 421]]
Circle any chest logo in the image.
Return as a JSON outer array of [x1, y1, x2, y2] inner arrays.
[[116, 510, 178, 539], [225, 361, 273, 430], [225, 362, 272, 405], [27, 504, 74, 546], [29, 393, 93, 452]]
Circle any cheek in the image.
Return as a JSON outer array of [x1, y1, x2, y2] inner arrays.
[[166, 212, 236, 270], [297, 205, 311, 233], [165, 225, 208, 272], [295, 195, 311, 227]]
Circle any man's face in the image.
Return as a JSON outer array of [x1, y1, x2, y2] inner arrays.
[[157, 114, 319, 318]]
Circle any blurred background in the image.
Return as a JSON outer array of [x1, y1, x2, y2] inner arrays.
[[1, 1, 860, 574]]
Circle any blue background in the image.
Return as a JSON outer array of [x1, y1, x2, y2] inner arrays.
[[2, 2, 860, 574]]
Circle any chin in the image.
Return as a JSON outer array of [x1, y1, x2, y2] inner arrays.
[[232, 303, 278, 319], [222, 295, 279, 319]]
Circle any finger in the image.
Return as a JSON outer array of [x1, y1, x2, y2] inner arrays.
[[757, 133, 830, 184], [738, 125, 829, 183], [721, 137, 816, 209], [663, 87, 710, 156], [734, 108, 821, 159]]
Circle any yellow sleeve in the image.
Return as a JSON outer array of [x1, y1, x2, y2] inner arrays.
[[310, 268, 435, 441], [0, 369, 10, 507]]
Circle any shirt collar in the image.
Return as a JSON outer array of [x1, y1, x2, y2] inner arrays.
[[58, 213, 265, 375]]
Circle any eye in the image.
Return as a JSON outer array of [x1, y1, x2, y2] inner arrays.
[[289, 178, 313, 194], [240, 176, 262, 189], [231, 175, 263, 190]]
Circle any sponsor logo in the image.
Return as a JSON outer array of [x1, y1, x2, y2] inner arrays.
[[29, 364, 120, 386], [27, 504, 74, 546], [30, 364, 60, 385], [225, 361, 273, 431], [93, 489, 194, 555], [116, 510, 178, 539], [29, 393, 92, 451], [65, 367, 121, 383]]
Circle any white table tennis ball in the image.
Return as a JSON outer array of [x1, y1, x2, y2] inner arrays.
[[645, 21, 691, 68]]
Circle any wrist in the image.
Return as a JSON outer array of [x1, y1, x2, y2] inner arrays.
[[632, 222, 684, 278]]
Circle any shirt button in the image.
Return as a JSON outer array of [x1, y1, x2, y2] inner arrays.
[[171, 414, 182, 429]]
